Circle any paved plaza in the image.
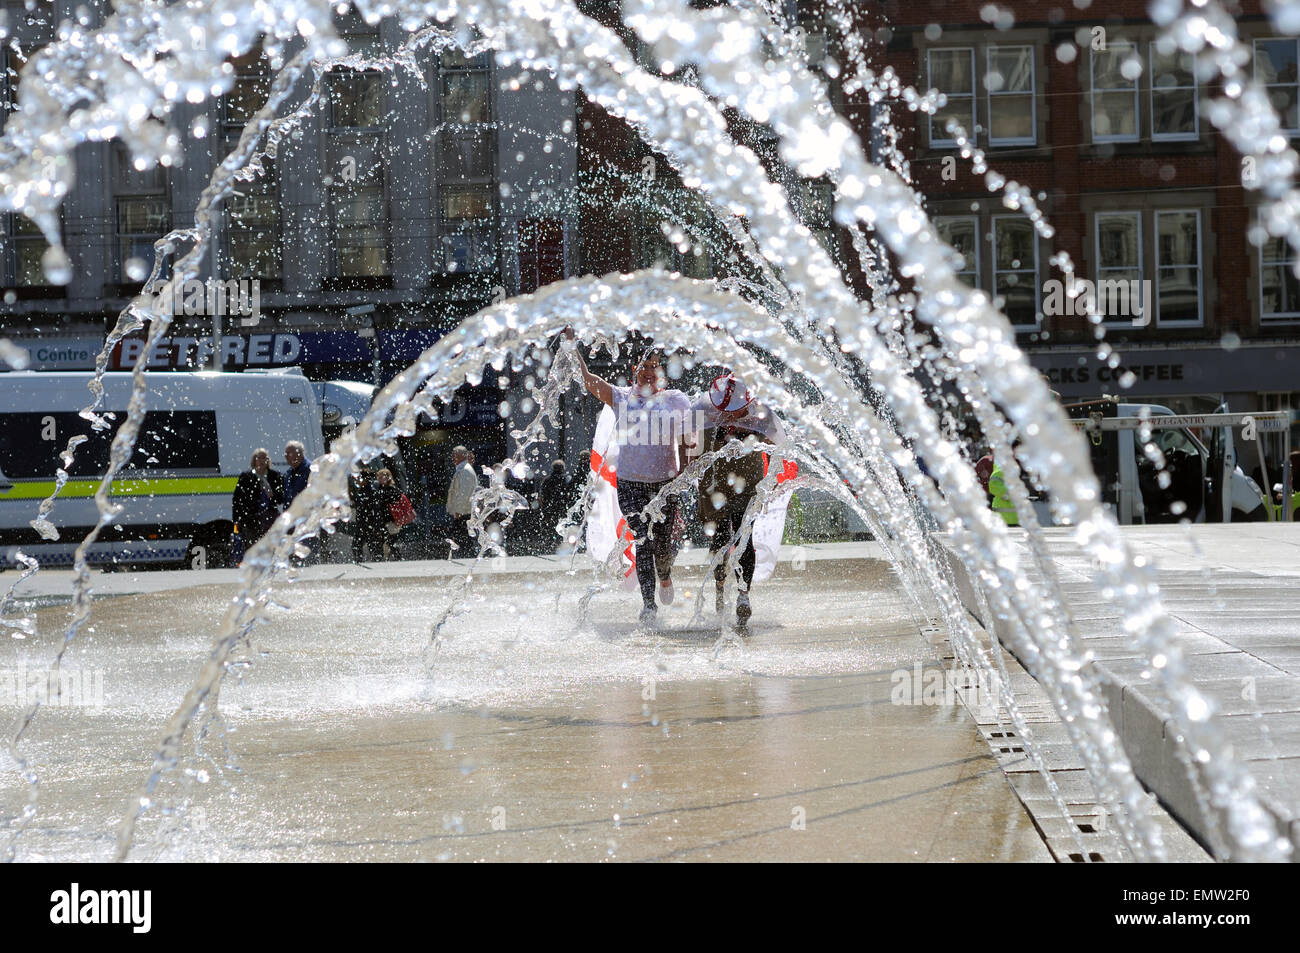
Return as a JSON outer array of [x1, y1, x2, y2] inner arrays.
[[1, 549, 1052, 862]]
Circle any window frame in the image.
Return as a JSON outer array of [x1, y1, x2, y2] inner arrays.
[[1258, 232, 1300, 323], [0, 211, 53, 288], [934, 214, 981, 289], [1093, 210, 1145, 327], [927, 47, 976, 149], [1090, 40, 1141, 144], [992, 213, 1041, 330], [1148, 41, 1199, 142], [435, 50, 496, 275], [1154, 208, 1203, 327], [986, 45, 1036, 147], [326, 69, 391, 279], [1253, 37, 1300, 137]]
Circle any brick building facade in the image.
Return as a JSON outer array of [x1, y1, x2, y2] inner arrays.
[[864, 0, 1297, 464]]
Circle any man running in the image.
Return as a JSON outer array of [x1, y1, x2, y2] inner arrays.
[[692, 373, 784, 628], [568, 330, 691, 627]]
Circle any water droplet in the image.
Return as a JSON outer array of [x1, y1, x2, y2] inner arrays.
[[41, 245, 72, 285]]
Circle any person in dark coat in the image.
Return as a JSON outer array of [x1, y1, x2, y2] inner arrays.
[[371, 467, 407, 561], [283, 440, 312, 507], [232, 448, 285, 556], [348, 467, 386, 562], [539, 459, 571, 545]]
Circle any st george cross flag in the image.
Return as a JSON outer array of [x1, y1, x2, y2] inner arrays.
[[586, 405, 639, 589]]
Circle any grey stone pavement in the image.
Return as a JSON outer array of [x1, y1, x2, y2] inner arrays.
[[942, 524, 1300, 859], [1, 543, 1061, 862]]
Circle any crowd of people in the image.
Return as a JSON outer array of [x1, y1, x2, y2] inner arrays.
[[229, 439, 583, 566]]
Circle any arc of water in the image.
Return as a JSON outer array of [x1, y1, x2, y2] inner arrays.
[[610, 0, 1288, 860]]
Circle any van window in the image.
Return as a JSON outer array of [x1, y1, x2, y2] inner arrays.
[[1135, 427, 1200, 459], [0, 410, 219, 478]]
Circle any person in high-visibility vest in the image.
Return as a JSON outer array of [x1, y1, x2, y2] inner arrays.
[[988, 462, 1019, 526]]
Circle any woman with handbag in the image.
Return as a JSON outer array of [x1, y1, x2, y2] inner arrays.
[[373, 468, 417, 561]]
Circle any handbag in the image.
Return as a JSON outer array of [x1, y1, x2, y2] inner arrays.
[[388, 492, 416, 527]]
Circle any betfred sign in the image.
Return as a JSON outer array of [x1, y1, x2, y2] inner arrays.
[[111, 333, 307, 369]]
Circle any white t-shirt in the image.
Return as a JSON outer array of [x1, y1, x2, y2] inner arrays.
[[611, 385, 692, 482]]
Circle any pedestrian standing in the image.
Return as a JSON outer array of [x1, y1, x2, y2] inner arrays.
[[446, 445, 478, 556], [281, 439, 321, 563], [283, 440, 311, 506], [372, 467, 409, 561], [232, 448, 285, 560], [348, 468, 385, 561]]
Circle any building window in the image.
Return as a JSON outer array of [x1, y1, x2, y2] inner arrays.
[[437, 45, 494, 275], [442, 185, 495, 273], [1091, 41, 1140, 142], [1260, 235, 1300, 322], [1149, 43, 1198, 140], [222, 50, 271, 128], [439, 129, 494, 179], [330, 72, 387, 129], [993, 215, 1039, 327], [517, 218, 565, 293], [935, 215, 979, 287], [441, 71, 490, 123], [927, 48, 975, 147], [1094, 211, 1144, 323], [1, 213, 50, 286], [440, 46, 491, 71], [113, 143, 170, 283], [986, 46, 1035, 146], [223, 161, 281, 280], [328, 72, 389, 277], [1, 48, 21, 135], [1155, 210, 1202, 325], [117, 197, 171, 282], [1254, 38, 1300, 135], [220, 51, 280, 280]]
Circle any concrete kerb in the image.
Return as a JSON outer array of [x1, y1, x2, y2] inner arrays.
[[935, 532, 1297, 859]]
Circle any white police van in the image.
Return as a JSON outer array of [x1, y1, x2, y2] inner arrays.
[[0, 369, 372, 569]]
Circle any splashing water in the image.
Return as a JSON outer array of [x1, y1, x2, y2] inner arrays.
[[0, 0, 1295, 863]]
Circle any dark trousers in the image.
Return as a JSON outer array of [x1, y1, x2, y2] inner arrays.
[[446, 514, 473, 557], [701, 488, 757, 591], [617, 478, 679, 609]]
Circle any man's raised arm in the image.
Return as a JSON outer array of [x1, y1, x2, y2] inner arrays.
[[564, 328, 614, 408]]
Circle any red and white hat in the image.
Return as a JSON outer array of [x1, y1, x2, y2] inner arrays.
[[709, 373, 752, 413]]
